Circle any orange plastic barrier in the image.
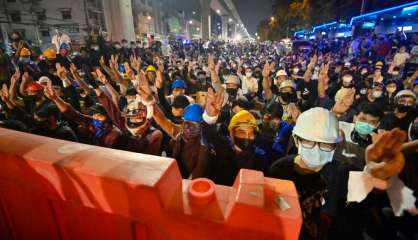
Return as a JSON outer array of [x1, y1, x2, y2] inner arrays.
[[0, 128, 301, 240]]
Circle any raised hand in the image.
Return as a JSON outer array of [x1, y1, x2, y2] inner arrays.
[[156, 57, 164, 73], [332, 88, 355, 114], [56, 63, 68, 79], [131, 55, 142, 73], [109, 54, 119, 70], [1, 84, 9, 101], [137, 71, 153, 102], [262, 62, 270, 78], [208, 54, 215, 71], [96, 68, 108, 85], [205, 88, 225, 117], [124, 62, 135, 81], [43, 79, 58, 100], [366, 128, 407, 180], [10, 69, 21, 84]]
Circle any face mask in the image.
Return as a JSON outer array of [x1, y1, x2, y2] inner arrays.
[[372, 90, 383, 98], [19, 57, 30, 64], [396, 103, 413, 113], [234, 137, 254, 151], [115, 45, 121, 49], [354, 121, 375, 135], [280, 92, 296, 103], [298, 144, 334, 170], [92, 46, 99, 51], [361, 70, 368, 75], [226, 88, 238, 97], [293, 68, 300, 74], [25, 94, 40, 103], [92, 119, 108, 138], [386, 87, 396, 93], [245, 72, 252, 77]]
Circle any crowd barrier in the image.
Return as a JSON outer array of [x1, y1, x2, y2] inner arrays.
[[0, 128, 301, 240]]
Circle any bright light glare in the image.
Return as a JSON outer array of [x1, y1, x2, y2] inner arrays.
[[233, 34, 242, 42]]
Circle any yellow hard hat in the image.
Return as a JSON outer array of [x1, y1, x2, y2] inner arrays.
[[228, 110, 258, 132], [43, 48, 56, 60], [146, 65, 156, 72], [20, 48, 31, 57]]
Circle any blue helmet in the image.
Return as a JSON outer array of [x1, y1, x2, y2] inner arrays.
[[183, 104, 203, 122], [171, 80, 187, 90]]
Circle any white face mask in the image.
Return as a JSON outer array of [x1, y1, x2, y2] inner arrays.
[[298, 144, 335, 170], [372, 90, 383, 98], [245, 72, 252, 77], [293, 68, 300, 74]]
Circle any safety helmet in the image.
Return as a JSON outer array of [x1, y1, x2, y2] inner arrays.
[[26, 82, 44, 92], [224, 75, 239, 85], [20, 48, 31, 57], [275, 69, 288, 77], [171, 80, 187, 89], [146, 65, 156, 73], [43, 48, 56, 60], [37, 76, 50, 87], [183, 104, 203, 123], [395, 90, 416, 102], [279, 80, 296, 90], [228, 110, 258, 132], [293, 107, 340, 143]]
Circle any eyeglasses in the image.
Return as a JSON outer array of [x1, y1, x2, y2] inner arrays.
[[297, 137, 337, 152]]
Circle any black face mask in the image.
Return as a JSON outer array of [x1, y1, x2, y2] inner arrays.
[[226, 88, 238, 98], [25, 95, 40, 102], [172, 116, 183, 124], [234, 137, 254, 151], [396, 104, 414, 113], [280, 92, 296, 103]]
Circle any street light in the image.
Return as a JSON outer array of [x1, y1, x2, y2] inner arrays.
[[189, 20, 193, 24], [216, 9, 221, 14], [270, 16, 275, 22], [192, 11, 196, 15], [147, 15, 152, 21], [228, 18, 232, 23]]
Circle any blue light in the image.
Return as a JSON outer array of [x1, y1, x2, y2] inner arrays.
[[402, 5, 418, 14], [293, 29, 306, 37], [312, 21, 338, 32], [350, 1, 418, 25]]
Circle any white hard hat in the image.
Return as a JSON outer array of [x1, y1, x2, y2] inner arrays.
[[276, 69, 288, 77], [224, 75, 239, 85], [37, 76, 50, 86], [293, 107, 340, 143], [395, 90, 417, 101], [279, 80, 296, 90]]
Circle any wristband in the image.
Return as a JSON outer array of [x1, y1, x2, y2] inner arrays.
[[203, 111, 218, 125]]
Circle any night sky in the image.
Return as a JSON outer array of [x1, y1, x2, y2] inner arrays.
[[233, 0, 275, 36]]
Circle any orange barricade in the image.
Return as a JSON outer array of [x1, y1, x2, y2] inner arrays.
[[0, 128, 301, 240]]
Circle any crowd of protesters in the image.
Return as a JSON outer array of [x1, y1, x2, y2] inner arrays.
[[0, 28, 417, 239]]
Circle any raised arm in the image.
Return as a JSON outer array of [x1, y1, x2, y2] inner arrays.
[[137, 70, 178, 138], [262, 62, 273, 100]]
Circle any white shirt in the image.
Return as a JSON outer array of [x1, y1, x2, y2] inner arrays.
[[339, 121, 355, 143], [393, 52, 410, 67], [52, 33, 71, 52], [239, 75, 258, 94]]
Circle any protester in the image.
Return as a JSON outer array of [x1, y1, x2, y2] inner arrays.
[[0, 27, 416, 240]]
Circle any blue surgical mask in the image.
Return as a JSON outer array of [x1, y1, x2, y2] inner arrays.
[[19, 57, 30, 64], [354, 121, 375, 135], [92, 119, 107, 138], [298, 144, 335, 170]]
